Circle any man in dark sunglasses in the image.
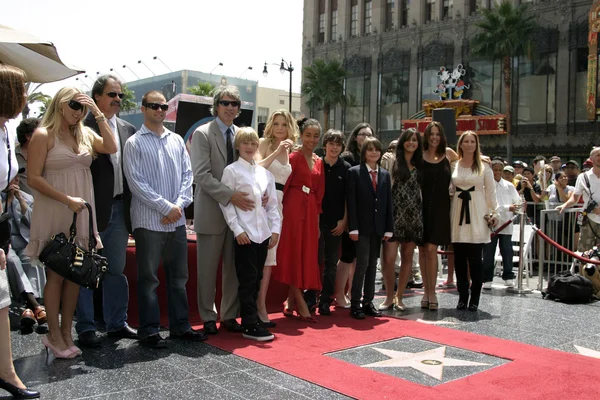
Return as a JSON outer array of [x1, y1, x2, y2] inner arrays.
[[190, 85, 253, 335], [75, 74, 138, 347]]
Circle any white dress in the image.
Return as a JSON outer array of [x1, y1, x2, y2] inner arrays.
[[450, 163, 498, 244], [265, 159, 292, 266]]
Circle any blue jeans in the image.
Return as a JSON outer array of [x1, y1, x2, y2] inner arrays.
[[482, 234, 516, 282], [134, 226, 191, 339], [76, 200, 130, 334]]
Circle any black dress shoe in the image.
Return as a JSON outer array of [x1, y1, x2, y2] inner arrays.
[[350, 306, 365, 320], [362, 303, 382, 317], [221, 319, 243, 333], [318, 303, 331, 316], [468, 303, 479, 312], [139, 334, 168, 349], [170, 329, 208, 342], [204, 321, 218, 335], [108, 325, 138, 339], [78, 330, 102, 347], [0, 378, 40, 399], [456, 301, 467, 310]]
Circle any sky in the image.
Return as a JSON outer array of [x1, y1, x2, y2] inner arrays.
[[2, 0, 304, 126]]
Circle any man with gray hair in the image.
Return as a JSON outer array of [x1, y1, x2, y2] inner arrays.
[[75, 74, 138, 347], [191, 85, 254, 334]]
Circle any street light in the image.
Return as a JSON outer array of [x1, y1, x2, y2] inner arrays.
[[263, 59, 294, 113], [109, 68, 125, 81], [75, 77, 90, 91], [138, 60, 156, 76], [238, 66, 252, 78], [210, 62, 223, 74], [123, 65, 140, 79], [153, 56, 172, 72]]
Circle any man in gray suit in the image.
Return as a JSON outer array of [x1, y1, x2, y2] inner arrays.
[[191, 85, 254, 334]]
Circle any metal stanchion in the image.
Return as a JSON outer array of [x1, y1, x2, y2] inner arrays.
[[508, 200, 532, 295]]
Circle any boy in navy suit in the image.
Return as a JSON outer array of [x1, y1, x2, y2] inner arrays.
[[346, 138, 393, 319]]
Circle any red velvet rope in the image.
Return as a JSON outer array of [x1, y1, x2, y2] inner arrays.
[[531, 225, 600, 265]]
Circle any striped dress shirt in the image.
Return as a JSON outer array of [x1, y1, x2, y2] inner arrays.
[[123, 124, 193, 232]]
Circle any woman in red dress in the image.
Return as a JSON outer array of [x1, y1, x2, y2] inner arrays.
[[274, 118, 324, 322]]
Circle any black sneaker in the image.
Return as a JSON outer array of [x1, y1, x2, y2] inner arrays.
[[318, 303, 331, 315], [242, 324, 275, 342]]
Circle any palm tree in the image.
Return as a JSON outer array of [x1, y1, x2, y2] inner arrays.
[[22, 83, 51, 119], [470, 0, 537, 162], [187, 82, 216, 97], [301, 59, 346, 132], [120, 85, 136, 113]]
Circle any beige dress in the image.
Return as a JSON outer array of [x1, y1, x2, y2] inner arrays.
[[25, 135, 102, 259], [264, 159, 292, 266]]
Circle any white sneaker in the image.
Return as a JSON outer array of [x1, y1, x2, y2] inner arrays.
[[504, 279, 515, 287], [483, 282, 493, 290]]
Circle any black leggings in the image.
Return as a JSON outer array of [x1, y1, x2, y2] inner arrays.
[[453, 242, 484, 306]]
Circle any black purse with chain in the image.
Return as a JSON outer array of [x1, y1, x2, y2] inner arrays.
[[39, 202, 108, 289]]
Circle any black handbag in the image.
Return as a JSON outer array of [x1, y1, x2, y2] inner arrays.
[[39, 202, 108, 289], [0, 128, 13, 253]]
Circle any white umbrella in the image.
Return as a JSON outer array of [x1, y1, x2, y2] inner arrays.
[[0, 24, 83, 83]]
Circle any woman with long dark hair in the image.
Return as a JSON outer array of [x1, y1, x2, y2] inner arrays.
[[0, 64, 40, 398], [419, 122, 457, 308], [335, 122, 373, 307], [380, 128, 424, 310]]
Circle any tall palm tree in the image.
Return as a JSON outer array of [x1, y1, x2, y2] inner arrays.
[[21, 82, 51, 119], [187, 82, 216, 97], [301, 59, 346, 132], [470, 0, 537, 162]]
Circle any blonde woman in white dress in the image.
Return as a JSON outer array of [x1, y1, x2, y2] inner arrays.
[[254, 110, 297, 327], [450, 131, 498, 312]]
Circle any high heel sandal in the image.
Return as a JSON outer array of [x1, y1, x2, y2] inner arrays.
[[393, 298, 406, 312], [0, 377, 40, 399], [428, 295, 438, 311], [420, 298, 430, 309], [69, 346, 82, 356], [42, 336, 76, 359]]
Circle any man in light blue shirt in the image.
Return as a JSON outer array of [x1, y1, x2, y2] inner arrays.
[[123, 90, 206, 348]]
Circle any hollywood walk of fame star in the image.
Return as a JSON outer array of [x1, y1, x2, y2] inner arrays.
[[575, 345, 600, 359], [362, 346, 490, 380]]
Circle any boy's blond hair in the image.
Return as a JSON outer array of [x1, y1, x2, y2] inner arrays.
[[234, 127, 259, 148]]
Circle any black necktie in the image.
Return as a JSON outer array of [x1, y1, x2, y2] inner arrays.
[[226, 128, 234, 165]]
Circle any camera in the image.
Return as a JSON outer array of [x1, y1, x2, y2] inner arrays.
[[578, 199, 598, 226]]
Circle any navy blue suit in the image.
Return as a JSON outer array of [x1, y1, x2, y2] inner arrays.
[[346, 164, 393, 307]]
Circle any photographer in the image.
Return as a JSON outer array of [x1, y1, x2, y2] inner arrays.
[[517, 166, 542, 223], [558, 147, 600, 251]]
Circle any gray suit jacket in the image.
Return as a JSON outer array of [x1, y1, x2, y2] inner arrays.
[[191, 119, 238, 234], [2, 191, 33, 246]]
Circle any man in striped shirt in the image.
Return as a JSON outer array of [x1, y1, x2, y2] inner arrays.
[[123, 90, 206, 348]]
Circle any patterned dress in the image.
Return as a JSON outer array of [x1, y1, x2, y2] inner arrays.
[[392, 168, 423, 244]]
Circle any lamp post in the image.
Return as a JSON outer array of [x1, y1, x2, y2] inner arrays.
[[263, 59, 294, 113], [153, 56, 172, 72], [210, 62, 223, 74], [238, 66, 253, 78], [109, 68, 125, 81], [138, 60, 156, 76], [123, 65, 140, 79]]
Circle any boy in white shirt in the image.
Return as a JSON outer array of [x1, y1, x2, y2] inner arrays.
[[219, 127, 281, 341]]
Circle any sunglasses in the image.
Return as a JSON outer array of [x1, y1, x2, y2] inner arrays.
[[144, 102, 168, 111], [218, 100, 240, 107], [105, 92, 125, 99], [68, 100, 84, 111]]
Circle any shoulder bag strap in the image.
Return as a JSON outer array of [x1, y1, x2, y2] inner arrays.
[[3, 128, 12, 213], [68, 202, 97, 252]]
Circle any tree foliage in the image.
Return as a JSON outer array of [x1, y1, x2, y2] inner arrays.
[[301, 59, 346, 132], [120, 85, 136, 112], [187, 82, 216, 97]]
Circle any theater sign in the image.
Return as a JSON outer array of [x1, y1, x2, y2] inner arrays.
[[402, 65, 506, 135]]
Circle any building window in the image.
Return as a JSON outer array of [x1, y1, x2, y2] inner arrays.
[[469, 0, 481, 15], [572, 46, 589, 122], [257, 107, 269, 124], [364, 0, 372, 35], [385, 0, 395, 31], [426, 0, 435, 22], [517, 53, 557, 125], [379, 70, 410, 131], [279, 99, 285, 105], [345, 76, 371, 132], [318, 0, 325, 43], [443, 0, 452, 20], [330, 0, 338, 41], [401, 0, 410, 27], [351, 0, 358, 37]]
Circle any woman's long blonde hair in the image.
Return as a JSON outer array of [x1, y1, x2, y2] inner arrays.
[[457, 131, 483, 175], [263, 109, 298, 152], [41, 87, 95, 157]]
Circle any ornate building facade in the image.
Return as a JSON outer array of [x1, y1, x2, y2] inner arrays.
[[302, 0, 598, 159]]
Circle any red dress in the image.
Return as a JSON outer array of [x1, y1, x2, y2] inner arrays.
[[274, 151, 324, 290]]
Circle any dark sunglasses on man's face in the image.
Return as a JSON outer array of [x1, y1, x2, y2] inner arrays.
[[144, 102, 168, 111], [218, 100, 240, 107], [68, 100, 84, 111], [105, 92, 125, 99]]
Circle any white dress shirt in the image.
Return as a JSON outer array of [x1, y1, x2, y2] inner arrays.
[[495, 177, 521, 235], [220, 157, 281, 243], [108, 115, 123, 197], [349, 165, 392, 238]]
